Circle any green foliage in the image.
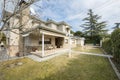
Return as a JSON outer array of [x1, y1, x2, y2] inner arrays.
[[111, 29, 120, 63], [73, 47, 103, 54], [74, 31, 83, 37], [70, 30, 75, 34], [82, 9, 107, 43], [102, 38, 112, 54], [102, 29, 120, 63], [0, 32, 6, 44], [84, 35, 102, 45]]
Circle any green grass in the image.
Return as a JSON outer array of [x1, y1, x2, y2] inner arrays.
[[0, 53, 118, 80], [72, 47, 103, 54]]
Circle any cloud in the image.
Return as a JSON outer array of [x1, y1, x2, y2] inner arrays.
[[31, 0, 120, 33], [0, 0, 120, 32]]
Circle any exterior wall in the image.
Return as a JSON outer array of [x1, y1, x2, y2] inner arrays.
[[71, 39, 77, 48], [57, 25, 63, 31], [52, 23, 57, 30], [47, 24, 52, 28], [24, 36, 30, 46], [29, 34, 39, 46], [9, 45, 19, 56], [58, 25, 66, 32], [63, 25, 66, 32], [7, 7, 31, 56], [8, 17, 20, 56], [40, 22, 47, 27], [51, 36, 55, 46], [64, 37, 69, 48], [48, 23, 57, 30], [76, 38, 85, 47]]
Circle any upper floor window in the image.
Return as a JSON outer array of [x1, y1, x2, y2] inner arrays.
[[66, 28, 69, 33]]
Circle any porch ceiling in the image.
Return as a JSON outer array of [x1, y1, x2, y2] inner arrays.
[[40, 29, 66, 37], [22, 26, 66, 38]]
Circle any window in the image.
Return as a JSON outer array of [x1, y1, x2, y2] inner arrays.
[[39, 38, 51, 44]]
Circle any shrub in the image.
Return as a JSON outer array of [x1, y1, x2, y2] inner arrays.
[[111, 29, 120, 63], [102, 38, 112, 54]]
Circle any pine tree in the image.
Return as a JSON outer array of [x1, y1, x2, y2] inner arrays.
[[82, 9, 107, 38], [82, 9, 107, 44]]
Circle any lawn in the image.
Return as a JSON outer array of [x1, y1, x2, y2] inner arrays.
[[72, 46, 103, 54], [0, 53, 118, 80]]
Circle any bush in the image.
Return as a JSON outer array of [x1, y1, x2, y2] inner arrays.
[[102, 38, 112, 54], [85, 35, 101, 45], [111, 29, 120, 63]]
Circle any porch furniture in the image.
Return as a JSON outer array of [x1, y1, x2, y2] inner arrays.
[[44, 44, 56, 50]]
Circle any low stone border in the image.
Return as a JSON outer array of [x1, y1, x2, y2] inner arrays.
[[100, 47, 107, 55], [108, 57, 120, 80], [0, 49, 69, 62], [72, 50, 113, 58], [101, 48, 120, 80], [27, 49, 69, 62]]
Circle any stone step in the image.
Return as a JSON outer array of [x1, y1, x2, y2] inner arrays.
[[27, 55, 42, 62]]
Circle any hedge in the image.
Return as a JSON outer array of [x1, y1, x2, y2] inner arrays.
[[102, 29, 120, 63], [102, 38, 112, 54], [111, 29, 120, 63]]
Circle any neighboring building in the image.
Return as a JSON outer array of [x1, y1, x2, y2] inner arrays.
[[70, 36, 85, 48], [2, 1, 85, 57]]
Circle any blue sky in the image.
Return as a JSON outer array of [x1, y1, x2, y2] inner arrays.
[[0, 0, 120, 33], [30, 0, 120, 33]]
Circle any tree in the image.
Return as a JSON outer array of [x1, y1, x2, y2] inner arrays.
[[81, 9, 107, 44], [70, 30, 74, 34], [0, 0, 41, 61], [82, 9, 107, 37], [111, 29, 120, 63], [74, 31, 83, 37], [113, 23, 120, 29], [0, 32, 6, 44]]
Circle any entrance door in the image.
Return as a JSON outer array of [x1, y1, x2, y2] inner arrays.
[[55, 37, 64, 48]]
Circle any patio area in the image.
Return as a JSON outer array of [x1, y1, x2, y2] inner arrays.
[[23, 29, 70, 57], [30, 48, 69, 57]]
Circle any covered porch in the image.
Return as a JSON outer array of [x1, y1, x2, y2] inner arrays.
[[24, 29, 68, 57]]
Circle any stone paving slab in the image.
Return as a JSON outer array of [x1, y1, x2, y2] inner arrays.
[[27, 49, 69, 62], [72, 50, 113, 58]]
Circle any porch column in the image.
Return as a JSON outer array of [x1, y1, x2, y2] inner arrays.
[[42, 33, 44, 57], [100, 40, 102, 47], [69, 34, 71, 57]]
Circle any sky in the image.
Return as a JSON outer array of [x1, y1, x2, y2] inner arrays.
[[30, 0, 120, 33], [0, 0, 120, 33]]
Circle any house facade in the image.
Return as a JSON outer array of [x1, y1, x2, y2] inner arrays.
[[3, 3, 85, 57], [23, 16, 72, 57], [3, 6, 72, 57]]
